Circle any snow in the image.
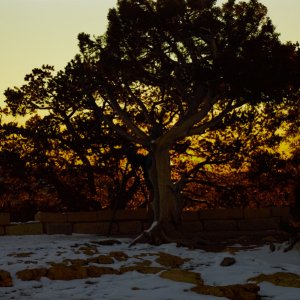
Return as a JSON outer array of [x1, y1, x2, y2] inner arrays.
[[0, 234, 299, 300]]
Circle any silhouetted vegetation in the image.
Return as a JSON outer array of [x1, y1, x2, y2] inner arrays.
[[0, 0, 299, 247]]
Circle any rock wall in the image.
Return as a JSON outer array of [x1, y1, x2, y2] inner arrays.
[[0, 207, 291, 236]]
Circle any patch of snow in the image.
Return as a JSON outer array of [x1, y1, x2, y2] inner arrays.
[[0, 234, 299, 299]]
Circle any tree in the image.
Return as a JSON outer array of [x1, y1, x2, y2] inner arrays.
[[168, 101, 295, 209], [2, 61, 147, 213], [3, 63, 101, 196], [3, 0, 299, 245], [75, 0, 299, 245]]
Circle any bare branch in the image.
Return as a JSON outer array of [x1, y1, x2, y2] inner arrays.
[[88, 97, 147, 145], [158, 94, 217, 146], [188, 100, 241, 136], [124, 83, 154, 125], [104, 89, 149, 142]]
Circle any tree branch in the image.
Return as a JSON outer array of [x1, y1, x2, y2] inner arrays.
[[103, 86, 149, 142], [188, 100, 240, 136], [124, 83, 154, 125], [157, 94, 217, 146], [88, 97, 147, 146]]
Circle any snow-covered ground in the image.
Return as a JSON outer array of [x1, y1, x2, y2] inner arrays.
[[0, 234, 299, 300]]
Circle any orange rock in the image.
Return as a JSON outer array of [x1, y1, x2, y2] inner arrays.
[[248, 272, 300, 288], [16, 268, 48, 281], [63, 258, 88, 267], [86, 266, 118, 277], [155, 252, 187, 268], [160, 269, 203, 285], [119, 265, 164, 275], [47, 265, 88, 280], [109, 251, 129, 261], [192, 283, 260, 300], [0, 270, 13, 287], [92, 255, 115, 264]]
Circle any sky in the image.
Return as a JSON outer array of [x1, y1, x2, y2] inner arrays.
[[0, 0, 299, 109], [0, 234, 300, 299]]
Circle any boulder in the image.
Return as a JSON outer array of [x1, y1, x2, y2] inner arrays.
[[0, 270, 13, 287], [155, 252, 188, 268], [47, 264, 88, 280], [160, 269, 204, 285], [86, 266, 117, 277], [220, 257, 236, 267], [16, 268, 47, 281], [248, 272, 300, 288], [192, 283, 260, 300]]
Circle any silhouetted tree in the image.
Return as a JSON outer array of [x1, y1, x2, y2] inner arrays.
[[2, 61, 146, 211], [2, 0, 299, 245], [76, 0, 299, 245]]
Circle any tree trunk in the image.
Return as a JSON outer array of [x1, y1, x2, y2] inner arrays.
[[133, 143, 183, 244], [130, 142, 210, 247], [151, 145, 181, 226], [86, 164, 97, 195]]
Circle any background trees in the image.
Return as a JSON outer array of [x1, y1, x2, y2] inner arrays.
[[1, 58, 151, 220]]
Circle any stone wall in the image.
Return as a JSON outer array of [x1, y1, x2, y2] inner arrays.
[[0, 207, 291, 236]]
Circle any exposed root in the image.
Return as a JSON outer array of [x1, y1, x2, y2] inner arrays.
[[279, 219, 300, 252], [283, 235, 300, 252], [130, 221, 212, 249]]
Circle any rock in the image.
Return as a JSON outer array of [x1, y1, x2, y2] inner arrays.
[[16, 268, 48, 281], [269, 243, 276, 252], [160, 269, 204, 285], [192, 283, 260, 300], [16, 264, 118, 281], [85, 280, 98, 285], [0, 269, 13, 287], [86, 266, 117, 277], [8, 252, 34, 258], [95, 255, 115, 264], [155, 252, 188, 268], [263, 235, 278, 243], [91, 239, 122, 246], [47, 264, 88, 280], [63, 258, 88, 266], [119, 259, 163, 274], [134, 259, 152, 267], [109, 251, 129, 261], [223, 247, 240, 254], [220, 257, 236, 267], [248, 272, 300, 288], [119, 265, 164, 275], [87, 255, 114, 265], [78, 245, 99, 256]]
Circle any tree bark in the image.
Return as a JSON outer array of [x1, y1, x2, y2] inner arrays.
[[156, 147, 180, 224], [130, 141, 212, 247], [143, 143, 183, 241], [83, 161, 97, 195]]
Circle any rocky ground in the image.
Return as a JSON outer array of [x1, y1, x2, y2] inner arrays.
[[0, 234, 300, 299]]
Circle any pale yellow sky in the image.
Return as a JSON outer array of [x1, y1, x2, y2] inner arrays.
[[0, 0, 117, 108], [0, 0, 299, 109]]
